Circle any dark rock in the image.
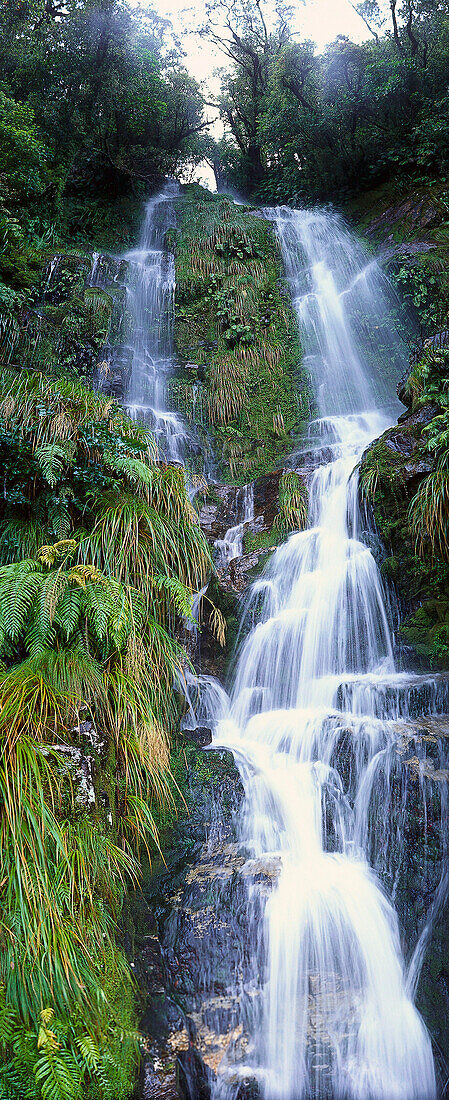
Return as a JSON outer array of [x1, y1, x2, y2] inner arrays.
[[199, 486, 236, 541], [140, 1060, 179, 1099], [221, 547, 275, 594], [424, 330, 449, 352], [383, 430, 417, 457], [177, 1048, 212, 1100], [129, 742, 246, 1098], [235, 1079, 262, 1099], [253, 469, 282, 528], [183, 727, 213, 747], [375, 403, 439, 484]]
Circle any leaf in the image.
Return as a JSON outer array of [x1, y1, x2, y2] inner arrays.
[[35, 442, 75, 488]]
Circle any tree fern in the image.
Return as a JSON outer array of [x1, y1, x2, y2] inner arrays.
[[53, 589, 83, 641]]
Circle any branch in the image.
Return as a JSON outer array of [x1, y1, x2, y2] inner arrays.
[[405, 0, 419, 57], [348, 2, 379, 44], [390, 0, 403, 53]]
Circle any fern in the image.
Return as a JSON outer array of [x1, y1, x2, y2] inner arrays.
[[75, 1034, 99, 1071], [0, 561, 41, 643], [151, 573, 194, 620], [103, 451, 153, 487], [34, 1051, 81, 1100], [53, 589, 83, 641], [35, 443, 75, 488]]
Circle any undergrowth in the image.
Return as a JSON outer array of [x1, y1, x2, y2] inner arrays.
[[0, 367, 214, 1098]]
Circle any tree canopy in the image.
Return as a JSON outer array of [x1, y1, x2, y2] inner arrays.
[[204, 0, 449, 202]]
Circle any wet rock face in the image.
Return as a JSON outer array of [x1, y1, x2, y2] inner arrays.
[[130, 727, 449, 1098], [130, 742, 252, 1099], [253, 470, 282, 529], [184, 727, 213, 748], [198, 487, 237, 542], [218, 546, 275, 596], [199, 472, 281, 550], [374, 403, 438, 483], [96, 342, 132, 399]]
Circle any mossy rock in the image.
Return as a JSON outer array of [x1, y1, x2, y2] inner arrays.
[[0, 251, 122, 381], [359, 391, 449, 667]]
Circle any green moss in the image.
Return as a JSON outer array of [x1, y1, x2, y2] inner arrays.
[[172, 192, 312, 481], [400, 597, 449, 662], [243, 527, 277, 554]]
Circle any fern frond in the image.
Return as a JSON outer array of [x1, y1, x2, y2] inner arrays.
[[36, 541, 77, 567], [35, 442, 76, 488], [0, 561, 41, 644], [103, 451, 153, 488]]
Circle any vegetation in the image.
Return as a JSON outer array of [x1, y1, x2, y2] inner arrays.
[[359, 343, 449, 665], [171, 187, 312, 481], [0, 366, 212, 1098], [0, 0, 207, 300], [1, 0, 449, 1091], [273, 470, 308, 538], [202, 0, 449, 205]]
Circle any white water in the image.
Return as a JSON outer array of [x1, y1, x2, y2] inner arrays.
[[215, 484, 255, 569], [204, 210, 436, 1098], [124, 182, 188, 462]]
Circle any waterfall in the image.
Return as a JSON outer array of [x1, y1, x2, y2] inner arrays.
[[124, 182, 188, 462], [197, 209, 441, 1099], [270, 207, 407, 418], [215, 485, 255, 569]]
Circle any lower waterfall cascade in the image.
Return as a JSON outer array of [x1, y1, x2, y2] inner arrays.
[[181, 208, 447, 1100], [121, 195, 449, 1099]]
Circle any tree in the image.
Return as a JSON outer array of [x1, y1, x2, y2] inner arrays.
[[0, 0, 208, 203], [210, 0, 449, 202], [201, 0, 297, 191]]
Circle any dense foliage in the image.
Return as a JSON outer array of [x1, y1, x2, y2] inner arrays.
[[171, 187, 312, 480], [205, 0, 449, 203], [0, 0, 206, 292], [0, 367, 211, 1097]]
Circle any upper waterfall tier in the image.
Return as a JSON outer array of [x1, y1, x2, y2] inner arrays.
[[266, 207, 409, 417], [124, 182, 188, 463]]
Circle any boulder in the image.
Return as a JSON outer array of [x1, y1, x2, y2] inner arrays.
[[183, 727, 213, 747]]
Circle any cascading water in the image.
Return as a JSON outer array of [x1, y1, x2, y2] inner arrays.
[[215, 485, 255, 569], [194, 209, 443, 1099], [124, 182, 188, 462]]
